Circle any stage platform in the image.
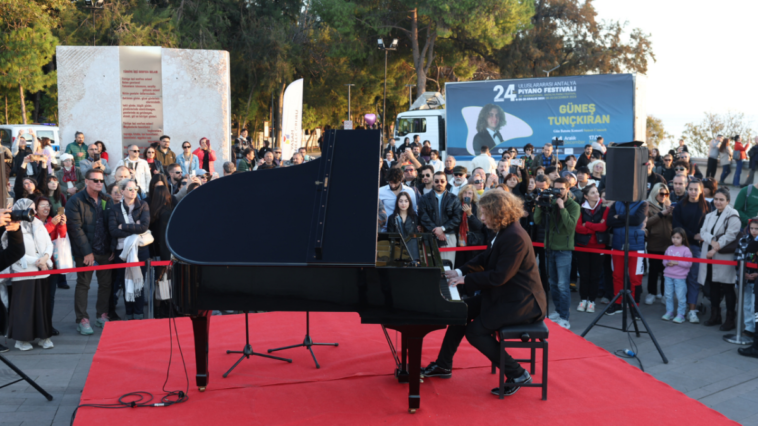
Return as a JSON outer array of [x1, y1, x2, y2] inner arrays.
[[74, 312, 736, 425]]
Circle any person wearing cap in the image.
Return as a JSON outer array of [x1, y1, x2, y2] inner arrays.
[[55, 153, 85, 196], [116, 144, 151, 195], [450, 166, 468, 196], [193, 137, 217, 175]]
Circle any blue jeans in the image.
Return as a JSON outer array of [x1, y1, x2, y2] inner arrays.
[[745, 281, 755, 332], [664, 276, 687, 316], [547, 250, 572, 320], [686, 244, 701, 305], [720, 164, 732, 184], [733, 160, 744, 186]]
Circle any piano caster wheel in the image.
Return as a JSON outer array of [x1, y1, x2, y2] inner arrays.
[[409, 409, 417, 414], [198, 386, 206, 392]]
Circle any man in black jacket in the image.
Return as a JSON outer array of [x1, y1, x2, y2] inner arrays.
[[419, 172, 462, 265], [0, 213, 26, 353], [66, 169, 115, 336], [423, 191, 547, 395]]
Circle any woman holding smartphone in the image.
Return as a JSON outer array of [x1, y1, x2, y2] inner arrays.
[[454, 184, 488, 268]]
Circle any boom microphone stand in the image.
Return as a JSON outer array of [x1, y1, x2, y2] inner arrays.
[[580, 201, 668, 364]]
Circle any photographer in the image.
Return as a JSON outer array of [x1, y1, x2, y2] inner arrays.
[[0, 210, 27, 353], [534, 177, 580, 329]]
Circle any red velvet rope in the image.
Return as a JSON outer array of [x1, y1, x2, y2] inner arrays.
[[0, 260, 172, 279]]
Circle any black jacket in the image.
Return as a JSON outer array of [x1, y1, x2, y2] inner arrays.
[[576, 153, 593, 170], [460, 221, 547, 329], [66, 190, 114, 257], [108, 198, 150, 252], [13, 156, 47, 202], [387, 212, 420, 236], [419, 190, 462, 234], [472, 130, 500, 153], [148, 160, 165, 176], [12, 147, 32, 176]]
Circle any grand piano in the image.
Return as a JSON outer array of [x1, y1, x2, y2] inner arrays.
[[167, 130, 468, 412]]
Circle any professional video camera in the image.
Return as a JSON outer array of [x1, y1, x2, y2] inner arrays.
[[525, 188, 563, 208]]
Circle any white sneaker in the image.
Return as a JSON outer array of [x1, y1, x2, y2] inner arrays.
[[14, 341, 32, 351], [577, 300, 588, 312], [38, 338, 53, 349], [548, 312, 561, 321], [587, 302, 596, 313], [644, 294, 656, 305], [558, 319, 571, 330], [688, 310, 700, 324]]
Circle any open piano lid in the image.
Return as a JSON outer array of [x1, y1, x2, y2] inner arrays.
[[166, 130, 381, 267]]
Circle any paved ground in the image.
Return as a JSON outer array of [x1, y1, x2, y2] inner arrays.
[[0, 185, 756, 425]]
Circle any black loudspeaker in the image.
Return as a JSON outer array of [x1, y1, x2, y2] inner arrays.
[[605, 145, 648, 202]]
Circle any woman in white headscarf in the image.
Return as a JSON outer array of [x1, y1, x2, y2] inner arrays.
[[3, 198, 54, 351]]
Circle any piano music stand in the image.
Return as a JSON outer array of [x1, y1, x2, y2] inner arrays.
[[267, 312, 338, 368], [223, 311, 292, 378]]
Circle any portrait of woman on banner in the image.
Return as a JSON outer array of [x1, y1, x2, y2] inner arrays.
[[472, 104, 507, 154]]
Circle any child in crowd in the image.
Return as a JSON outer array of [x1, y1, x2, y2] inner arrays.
[[663, 228, 693, 323]]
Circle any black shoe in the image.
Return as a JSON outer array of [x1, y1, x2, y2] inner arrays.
[[422, 361, 452, 378], [0, 343, 8, 353], [491, 371, 532, 396], [605, 304, 622, 316], [58, 283, 70, 289], [51, 328, 60, 336], [744, 330, 755, 338], [108, 312, 121, 322], [738, 346, 758, 359]]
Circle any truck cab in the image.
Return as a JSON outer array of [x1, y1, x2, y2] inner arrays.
[[393, 109, 445, 152]]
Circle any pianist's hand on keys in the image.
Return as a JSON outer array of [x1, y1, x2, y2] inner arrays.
[[443, 266, 462, 301]]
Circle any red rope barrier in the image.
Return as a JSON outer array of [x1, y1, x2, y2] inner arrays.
[[0, 260, 172, 279], [439, 242, 757, 268]]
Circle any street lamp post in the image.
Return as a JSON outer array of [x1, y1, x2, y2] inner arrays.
[[542, 53, 574, 77], [345, 84, 355, 122], [83, 0, 105, 47], [405, 84, 416, 107], [378, 38, 398, 138]]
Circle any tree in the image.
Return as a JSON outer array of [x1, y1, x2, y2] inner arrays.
[[646, 115, 670, 151], [682, 112, 755, 156], [314, 0, 533, 94], [492, 0, 655, 78], [0, 0, 65, 124]]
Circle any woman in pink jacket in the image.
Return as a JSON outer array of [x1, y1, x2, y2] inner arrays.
[[193, 137, 217, 175]]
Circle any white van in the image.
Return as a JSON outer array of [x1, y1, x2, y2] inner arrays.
[[0, 124, 62, 156]]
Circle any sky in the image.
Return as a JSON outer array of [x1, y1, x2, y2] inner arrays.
[[592, 0, 758, 152]]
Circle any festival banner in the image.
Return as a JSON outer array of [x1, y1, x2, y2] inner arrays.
[[281, 78, 303, 161], [445, 74, 637, 160]]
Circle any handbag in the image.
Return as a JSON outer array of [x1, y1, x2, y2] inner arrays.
[[716, 215, 741, 254], [53, 233, 74, 270]]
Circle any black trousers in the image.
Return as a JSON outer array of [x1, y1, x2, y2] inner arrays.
[[577, 251, 602, 302], [647, 251, 665, 296], [534, 247, 549, 295], [706, 157, 718, 179], [435, 295, 526, 380]]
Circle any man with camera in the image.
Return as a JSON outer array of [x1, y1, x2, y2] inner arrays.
[[419, 172, 462, 264], [533, 177, 580, 330], [66, 169, 115, 336], [79, 144, 112, 188], [0, 210, 27, 353]]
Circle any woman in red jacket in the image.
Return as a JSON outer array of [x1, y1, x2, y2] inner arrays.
[[574, 184, 609, 313], [193, 137, 217, 174], [733, 135, 750, 186], [35, 196, 67, 336]]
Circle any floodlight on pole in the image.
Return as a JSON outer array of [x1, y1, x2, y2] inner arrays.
[[405, 84, 416, 107], [345, 84, 355, 121], [378, 37, 398, 140]]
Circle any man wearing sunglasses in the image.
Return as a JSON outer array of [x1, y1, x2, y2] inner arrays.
[[116, 144, 150, 195], [418, 172, 462, 263], [417, 165, 436, 195], [66, 168, 116, 336], [647, 160, 666, 196], [659, 154, 676, 182], [449, 166, 468, 196]]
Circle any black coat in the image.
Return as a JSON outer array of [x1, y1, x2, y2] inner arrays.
[[148, 160, 165, 176], [460, 221, 547, 329], [107, 198, 150, 252], [387, 212, 420, 236], [66, 190, 114, 257], [419, 190, 462, 234], [472, 130, 500, 153], [576, 153, 593, 170], [13, 156, 47, 202]]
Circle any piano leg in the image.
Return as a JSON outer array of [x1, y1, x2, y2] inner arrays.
[[397, 333, 409, 383], [191, 310, 212, 391]]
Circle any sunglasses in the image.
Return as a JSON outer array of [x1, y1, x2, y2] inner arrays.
[[454, 173, 464, 177], [473, 179, 483, 184], [404, 169, 415, 172], [124, 188, 137, 192], [146, 151, 155, 154], [664, 159, 672, 162], [675, 167, 687, 171], [129, 149, 140, 152], [173, 171, 182, 174], [182, 146, 191, 149], [88, 179, 104, 183], [434, 180, 446, 184], [422, 174, 432, 178]]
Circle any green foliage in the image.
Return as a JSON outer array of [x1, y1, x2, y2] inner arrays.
[[0, 86, 35, 124], [682, 112, 755, 157], [646, 115, 670, 150]]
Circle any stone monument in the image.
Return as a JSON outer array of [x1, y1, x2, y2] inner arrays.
[[57, 46, 231, 174]]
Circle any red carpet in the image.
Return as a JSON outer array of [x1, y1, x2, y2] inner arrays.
[[75, 312, 735, 425]]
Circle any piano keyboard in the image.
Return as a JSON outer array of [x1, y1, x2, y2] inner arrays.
[[442, 266, 461, 301]]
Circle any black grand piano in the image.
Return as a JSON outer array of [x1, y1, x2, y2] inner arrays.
[[166, 130, 468, 412]]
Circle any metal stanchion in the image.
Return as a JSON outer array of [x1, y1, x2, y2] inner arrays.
[[724, 259, 753, 345], [145, 258, 154, 319]]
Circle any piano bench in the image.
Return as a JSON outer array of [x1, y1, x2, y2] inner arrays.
[[490, 320, 549, 400]]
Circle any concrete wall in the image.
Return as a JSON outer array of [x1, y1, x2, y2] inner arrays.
[[57, 46, 231, 172]]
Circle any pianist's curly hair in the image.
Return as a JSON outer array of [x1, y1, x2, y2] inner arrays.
[[478, 191, 523, 230]]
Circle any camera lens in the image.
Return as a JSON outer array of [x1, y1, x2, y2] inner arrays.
[[10, 208, 34, 222]]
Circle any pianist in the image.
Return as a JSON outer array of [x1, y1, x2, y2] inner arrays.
[[422, 190, 547, 396]]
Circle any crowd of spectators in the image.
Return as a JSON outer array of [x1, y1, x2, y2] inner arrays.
[[379, 135, 758, 357], [0, 129, 317, 352]]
